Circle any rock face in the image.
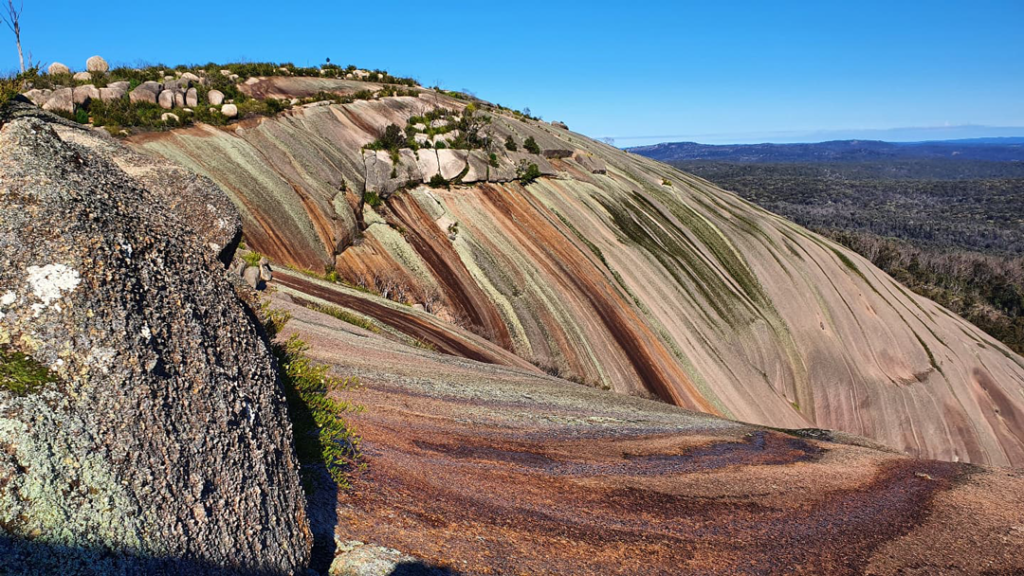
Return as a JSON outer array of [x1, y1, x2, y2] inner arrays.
[[72, 84, 99, 105], [274, 295, 1024, 575], [158, 89, 175, 109], [131, 77, 1024, 467], [85, 55, 109, 73], [40, 87, 72, 113], [129, 81, 161, 105], [0, 106, 310, 573], [22, 88, 51, 107], [98, 85, 126, 102], [47, 62, 69, 75]]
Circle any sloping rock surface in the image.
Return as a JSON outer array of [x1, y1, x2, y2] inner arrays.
[[0, 107, 310, 574], [131, 78, 1024, 468], [276, 297, 1024, 576]]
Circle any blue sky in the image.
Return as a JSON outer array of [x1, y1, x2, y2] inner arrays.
[[10, 0, 1024, 144]]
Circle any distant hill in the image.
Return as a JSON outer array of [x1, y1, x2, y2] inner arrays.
[[628, 138, 1024, 163]]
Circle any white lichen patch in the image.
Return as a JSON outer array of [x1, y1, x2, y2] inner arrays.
[[26, 264, 81, 308], [87, 347, 116, 374], [1, 291, 16, 308]]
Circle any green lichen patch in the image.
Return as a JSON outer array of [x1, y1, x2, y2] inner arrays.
[[0, 346, 57, 396]]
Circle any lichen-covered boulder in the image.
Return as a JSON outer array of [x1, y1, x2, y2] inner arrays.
[[85, 55, 109, 73], [98, 85, 126, 103], [72, 84, 99, 105], [40, 87, 72, 113], [22, 88, 51, 107], [158, 89, 175, 109], [129, 81, 161, 105], [47, 62, 70, 75], [0, 106, 311, 574], [207, 89, 225, 105], [220, 103, 238, 118]]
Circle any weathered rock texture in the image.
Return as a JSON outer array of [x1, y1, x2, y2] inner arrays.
[[275, 295, 1024, 575], [85, 55, 109, 73], [47, 62, 70, 75], [0, 106, 310, 574], [130, 77, 1024, 468]]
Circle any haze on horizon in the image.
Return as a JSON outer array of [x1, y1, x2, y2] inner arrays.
[[11, 0, 1024, 145]]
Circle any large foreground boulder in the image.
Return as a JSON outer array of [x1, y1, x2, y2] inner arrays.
[[0, 106, 311, 574]]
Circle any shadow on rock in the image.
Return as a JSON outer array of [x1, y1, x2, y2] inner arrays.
[[389, 561, 461, 575], [0, 534, 291, 576]]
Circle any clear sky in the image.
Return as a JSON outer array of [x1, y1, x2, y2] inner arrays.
[[9, 0, 1024, 144]]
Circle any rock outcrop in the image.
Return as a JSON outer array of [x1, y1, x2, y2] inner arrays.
[[0, 106, 309, 573], [47, 62, 69, 75], [40, 87, 72, 113], [132, 77, 1024, 467], [85, 55, 109, 73], [271, 292, 1024, 575], [129, 81, 161, 105]]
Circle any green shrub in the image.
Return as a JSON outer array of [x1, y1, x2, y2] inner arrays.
[[504, 135, 517, 151], [275, 334, 362, 489], [242, 250, 264, 267], [309, 303, 380, 333], [364, 191, 381, 208], [367, 123, 406, 151], [0, 75, 20, 119], [428, 173, 449, 189], [523, 136, 540, 154], [264, 97, 289, 114], [517, 161, 542, 184], [489, 153, 499, 168]]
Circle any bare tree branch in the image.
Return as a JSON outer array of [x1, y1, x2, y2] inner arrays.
[[0, 0, 24, 73]]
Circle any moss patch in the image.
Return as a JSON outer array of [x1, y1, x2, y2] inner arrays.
[[0, 346, 57, 396]]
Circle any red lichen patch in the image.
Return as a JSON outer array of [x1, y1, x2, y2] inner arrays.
[[271, 298, 1024, 575], [333, 381, 985, 575]]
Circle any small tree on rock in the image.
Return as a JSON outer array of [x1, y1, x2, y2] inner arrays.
[[523, 136, 540, 155]]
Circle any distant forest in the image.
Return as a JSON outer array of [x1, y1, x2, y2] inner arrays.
[[658, 152, 1024, 355]]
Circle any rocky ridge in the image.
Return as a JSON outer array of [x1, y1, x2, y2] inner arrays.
[[130, 75, 1024, 468]]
